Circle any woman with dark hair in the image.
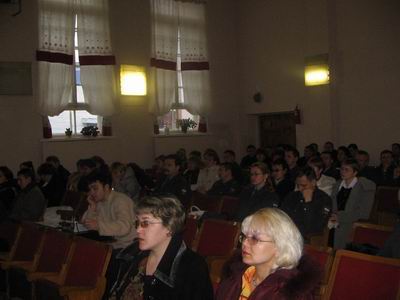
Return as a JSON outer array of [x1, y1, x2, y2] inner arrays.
[[0, 166, 18, 218], [330, 158, 376, 249], [235, 162, 279, 222], [109, 196, 213, 300], [37, 163, 65, 207], [336, 146, 351, 166], [19, 161, 36, 182]]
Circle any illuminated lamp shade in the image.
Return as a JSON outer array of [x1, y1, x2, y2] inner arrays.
[[304, 54, 329, 86], [305, 65, 329, 86], [120, 65, 147, 95]]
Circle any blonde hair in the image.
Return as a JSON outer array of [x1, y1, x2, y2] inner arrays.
[[242, 208, 303, 270]]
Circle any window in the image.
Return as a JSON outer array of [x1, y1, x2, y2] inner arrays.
[[157, 29, 199, 132], [49, 15, 101, 135]]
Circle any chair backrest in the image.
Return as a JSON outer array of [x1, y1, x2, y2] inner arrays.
[[195, 219, 240, 257], [11, 223, 45, 262], [35, 229, 74, 273], [219, 196, 240, 220], [0, 221, 20, 252], [61, 190, 84, 210], [191, 193, 223, 213], [303, 244, 334, 284], [63, 237, 112, 287], [183, 216, 199, 249], [324, 249, 400, 300], [351, 222, 394, 249], [371, 186, 399, 226]]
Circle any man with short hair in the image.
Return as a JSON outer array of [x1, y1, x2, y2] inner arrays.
[[154, 154, 191, 206], [284, 147, 300, 181], [81, 170, 136, 249], [271, 159, 295, 204], [308, 157, 336, 196], [240, 145, 257, 169], [321, 151, 340, 179], [374, 150, 395, 186], [356, 150, 375, 181], [281, 167, 332, 240], [223, 149, 243, 184], [207, 163, 241, 197]]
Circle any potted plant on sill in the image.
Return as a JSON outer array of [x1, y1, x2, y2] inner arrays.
[[177, 118, 197, 133], [65, 128, 72, 137], [81, 125, 99, 137]]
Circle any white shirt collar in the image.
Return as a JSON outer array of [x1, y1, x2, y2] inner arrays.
[[339, 177, 358, 189]]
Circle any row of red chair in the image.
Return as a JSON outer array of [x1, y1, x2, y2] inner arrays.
[[0, 221, 112, 300]]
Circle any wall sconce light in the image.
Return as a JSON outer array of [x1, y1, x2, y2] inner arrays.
[[120, 65, 147, 96], [304, 54, 329, 86]]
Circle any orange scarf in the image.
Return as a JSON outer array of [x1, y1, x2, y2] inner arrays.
[[239, 266, 256, 300]]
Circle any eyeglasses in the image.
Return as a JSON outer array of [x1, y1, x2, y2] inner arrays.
[[239, 233, 274, 245], [135, 220, 163, 229]]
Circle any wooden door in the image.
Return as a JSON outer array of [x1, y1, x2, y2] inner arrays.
[[259, 113, 296, 148]]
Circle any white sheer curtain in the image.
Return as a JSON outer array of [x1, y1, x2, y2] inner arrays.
[[37, 0, 116, 117], [37, 0, 75, 116], [179, 1, 211, 116], [76, 0, 117, 117], [149, 0, 179, 116]]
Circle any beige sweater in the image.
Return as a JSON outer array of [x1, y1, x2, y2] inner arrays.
[[82, 191, 136, 249]]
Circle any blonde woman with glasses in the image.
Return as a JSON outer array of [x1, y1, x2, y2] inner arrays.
[[216, 208, 321, 300]]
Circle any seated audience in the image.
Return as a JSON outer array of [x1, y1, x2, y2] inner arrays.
[[330, 159, 376, 249], [235, 162, 279, 222], [195, 149, 220, 193], [223, 149, 243, 184], [81, 170, 136, 249], [281, 167, 332, 240], [255, 148, 270, 166], [336, 146, 351, 166], [240, 144, 257, 169], [356, 150, 376, 181], [153, 154, 191, 206], [308, 157, 336, 196], [10, 168, 47, 222], [45, 155, 70, 189], [176, 148, 188, 171], [216, 208, 321, 300], [0, 166, 18, 219], [284, 147, 300, 181], [207, 163, 241, 197], [37, 163, 66, 207], [76, 158, 97, 192], [183, 156, 202, 186], [152, 155, 166, 183], [348, 143, 359, 158], [109, 196, 214, 300], [374, 150, 395, 186], [111, 162, 141, 202], [271, 159, 294, 204], [91, 155, 110, 174], [392, 143, 400, 165], [19, 161, 36, 182], [321, 151, 340, 179], [66, 159, 84, 191], [298, 144, 316, 167]]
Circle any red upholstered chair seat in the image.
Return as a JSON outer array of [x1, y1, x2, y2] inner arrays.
[[325, 249, 400, 300], [351, 222, 393, 249]]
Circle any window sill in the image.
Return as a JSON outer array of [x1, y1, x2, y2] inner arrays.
[[153, 131, 210, 138], [40, 135, 115, 142]]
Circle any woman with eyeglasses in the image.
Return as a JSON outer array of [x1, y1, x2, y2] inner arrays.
[[108, 196, 213, 300], [216, 208, 321, 300], [235, 162, 279, 222]]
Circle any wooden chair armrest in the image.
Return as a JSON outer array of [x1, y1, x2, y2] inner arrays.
[[1, 260, 33, 270], [27, 271, 61, 283]]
